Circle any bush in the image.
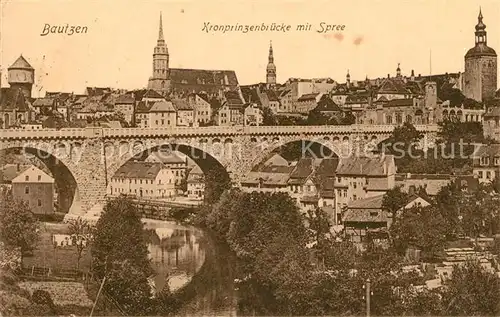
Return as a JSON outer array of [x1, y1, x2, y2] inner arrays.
[[31, 289, 54, 307]]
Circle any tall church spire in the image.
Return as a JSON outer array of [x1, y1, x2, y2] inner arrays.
[[158, 12, 165, 44], [266, 40, 276, 87], [268, 41, 274, 64]]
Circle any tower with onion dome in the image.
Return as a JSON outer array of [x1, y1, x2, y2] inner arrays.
[[464, 8, 497, 102]]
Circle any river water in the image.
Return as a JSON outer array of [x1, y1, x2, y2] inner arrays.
[[142, 219, 238, 316]]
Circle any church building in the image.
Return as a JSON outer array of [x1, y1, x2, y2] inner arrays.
[[464, 9, 497, 102], [147, 13, 241, 98]]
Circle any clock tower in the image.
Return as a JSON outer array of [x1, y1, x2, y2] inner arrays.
[[8, 55, 34, 99]]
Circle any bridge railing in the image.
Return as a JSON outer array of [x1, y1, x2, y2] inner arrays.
[[0, 124, 440, 140]]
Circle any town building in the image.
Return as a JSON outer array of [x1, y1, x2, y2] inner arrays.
[[186, 165, 205, 200], [11, 165, 55, 215], [463, 9, 497, 102], [342, 194, 390, 244], [187, 93, 212, 125], [334, 155, 396, 218], [0, 87, 31, 129], [172, 99, 194, 126], [243, 103, 263, 126], [483, 107, 500, 141], [135, 100, 177, 128], [472, 144, 500, 183], [110, 160, 185, 198], [114, 93, 135, 124]]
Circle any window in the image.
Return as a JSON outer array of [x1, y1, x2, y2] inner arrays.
[[25, 175, 29, 181], [25, 186, 29, 194], [495, 157, 500, 166], [478, 171, 484, 178], [353, 183, 357, 189], [37, 199, 42, 207], [487, 171, 491, 179], [370, 211, 379, 217], [480, 157, 490, 166], [38, 175, 41, 181], [353, 194, 357, 200], [337, 177, 341, 183]]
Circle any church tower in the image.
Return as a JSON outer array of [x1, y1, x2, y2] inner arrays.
[[8, 55, 34, 99], [148, 12, 170, 94], [266, 41, 276, 87], [464, 9, 497, 102]]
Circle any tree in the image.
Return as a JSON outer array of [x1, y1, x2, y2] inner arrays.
[[68, 217, 93, 270], [382, 186, 410, 216], [306, 109, 329, 125], [261, 106, 278, 126], [0, 194, 39, 258], [91, 197, 153, 314], [92, 197, 152, 276], [203, 167, 232, 205], [442, 260, 500, 316], [389, 206, 448, 258]]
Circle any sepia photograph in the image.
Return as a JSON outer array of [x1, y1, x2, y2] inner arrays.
[[0, 0, 500, 316]]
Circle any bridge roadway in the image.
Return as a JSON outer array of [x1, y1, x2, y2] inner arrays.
[[0, 124, 440, 140], [0, 124, 440, 215]]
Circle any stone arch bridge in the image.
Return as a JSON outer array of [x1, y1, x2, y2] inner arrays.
[[0, 124, 438, 215]]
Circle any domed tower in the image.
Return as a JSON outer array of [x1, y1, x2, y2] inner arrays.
[[266, 41, 277, 87], [8, 55, 34, 98], [148, 12, 170, 94], [464, 9, 497, 102]]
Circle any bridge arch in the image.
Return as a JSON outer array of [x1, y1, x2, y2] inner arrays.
[[107, 140, 231, 199], [0, 144, 79, 215], [248, 137, 347, 174]]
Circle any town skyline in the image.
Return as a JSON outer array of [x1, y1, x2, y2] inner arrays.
[[1, 0, 500, 95]]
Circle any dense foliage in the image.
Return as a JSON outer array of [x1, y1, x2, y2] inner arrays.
[[379, 121, 484, 174], [0, 193, 39, 255], [91, 198, 154, 315]]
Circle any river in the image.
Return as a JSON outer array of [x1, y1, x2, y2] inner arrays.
[[143, 219, 238, 316]]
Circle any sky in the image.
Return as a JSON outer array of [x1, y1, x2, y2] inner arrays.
[[1, 0, 499, 96]]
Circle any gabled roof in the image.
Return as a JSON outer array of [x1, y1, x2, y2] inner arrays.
[[266, 90, 280, 102], [473, 144, 500, 158], [0, 164, 31, 183], [12, 166, 54, 184], [169, 69, 239, 95], [172, 99, 193, 111], [377, 78, 409, 94], [33, 97, 56, 107], [9, 55, 34, 70], [315, 96, 341, 112], [263, 154, 289, 167], [115, 94, 135, 104], [149, 101, 176, 112], [143, 89, 165, 99], [336, 155, 394, 176], [343, 195, 389, 223], [113, 161, 164, 179], [297, 93, 319, 101]]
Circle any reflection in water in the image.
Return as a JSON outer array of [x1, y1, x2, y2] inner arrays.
[[144, 222, 206, 294]]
